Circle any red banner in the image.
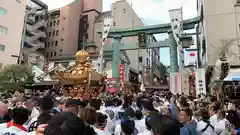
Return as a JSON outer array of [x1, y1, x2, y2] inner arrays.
[[119, 64, 124, 81]]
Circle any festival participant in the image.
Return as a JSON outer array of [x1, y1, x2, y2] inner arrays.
[[226, 102, 240, 128], [27, 96, 54, 132], [197, 109, 215, 135], [0, 101, 8, 124], [134, 110, 145, 134], [94, 112, 111, 135], [148, 112, 181, 135], [179, 108, 197, 135], [215, 110, 235, 135], [1, 107, 30, 135], [23, 98, 40, 127], [137, 116, 152, 135], [54, 97, 67, 113], [44, 112, 95, 135], [209, 102, 221, 126]]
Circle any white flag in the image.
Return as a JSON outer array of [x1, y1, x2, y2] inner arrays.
[[98, 17, 113, 73], [102, 17, 113, 43], [169, 8, 183, 39], [169, 8, 185, 70]]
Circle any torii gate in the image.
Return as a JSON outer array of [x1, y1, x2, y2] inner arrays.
[[97, 16, 200, 88]]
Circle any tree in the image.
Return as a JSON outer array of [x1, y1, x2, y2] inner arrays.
[[0, 64, 35, 91], [211, 38, 238, 61], [160, 62, 168, 77]]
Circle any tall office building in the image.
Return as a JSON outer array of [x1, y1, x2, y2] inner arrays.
[[0, 0, 26, 67], [46, 0, 102, 58]]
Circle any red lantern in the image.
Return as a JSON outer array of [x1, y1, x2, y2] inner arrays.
[[189, 52, 196, 57]]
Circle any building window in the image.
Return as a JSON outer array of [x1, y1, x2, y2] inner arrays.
[[56, 30, 59, 36], [0, 44, 5, 52], [237, 0, 240, 3], [0, 25, 8, 36], [55, 41, 58, 46], [113, 22, 116, 26], [50, 22, 52, 27], [0, 7, 7, 15], [51, 41, 54, 47], [57, 20, 60, 25], [54, 52, 57, 56], [49, 32, 51, 37], [47, 42, 50, 47], [46, 52, 49, 57], [50, 52, 53, 57], [123, 8, 126, 13], [61, 38, 64, 41], [146, 58, 150, 66], [52, 31, 55, 36]]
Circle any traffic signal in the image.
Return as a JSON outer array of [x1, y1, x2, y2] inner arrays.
[[137, 32, 147, 48], [220, 62, 229, 80]]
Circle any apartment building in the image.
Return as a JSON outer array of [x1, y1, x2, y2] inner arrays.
[[46, 0, 102, 58], [0, 0, 26, 67], [198, 0, 240, 66], [23, 0, 48, 68]]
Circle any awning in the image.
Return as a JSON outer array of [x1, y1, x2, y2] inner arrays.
[[223, 68, 240, 81], [208, 68, 240, 87]]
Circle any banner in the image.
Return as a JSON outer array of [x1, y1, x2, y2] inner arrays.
[[98, 17, 113, 73], [169, 8, 185, 71], [181, 71, 190, 96], [169, 72, 182, 95], [195, 68, 206, 96], [106, 78, 117, 93]]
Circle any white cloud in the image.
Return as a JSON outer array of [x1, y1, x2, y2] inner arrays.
[[42, 0, 196, 23], [104, 0, 197, 23]]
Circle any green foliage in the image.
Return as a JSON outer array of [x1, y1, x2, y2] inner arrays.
[[0, 64, 35, 91], [160, 62, 168, 76]]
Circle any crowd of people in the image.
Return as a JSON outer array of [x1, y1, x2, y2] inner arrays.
[[0, 89, 239, 135]]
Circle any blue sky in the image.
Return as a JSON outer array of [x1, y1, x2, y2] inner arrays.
[[42, 0, 197, 66]]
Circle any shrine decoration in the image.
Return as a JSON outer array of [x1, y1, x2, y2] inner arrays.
[[55, 50, 104, 99]]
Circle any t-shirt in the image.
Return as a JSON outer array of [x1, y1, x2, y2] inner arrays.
[[1, 125, 27, 135]]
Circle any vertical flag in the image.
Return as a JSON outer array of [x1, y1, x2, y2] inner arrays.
[[169, 8, 185, 71], [170, 72, 182, 95], [98, 17, 113, 73], [195, 68, 206, 96]]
